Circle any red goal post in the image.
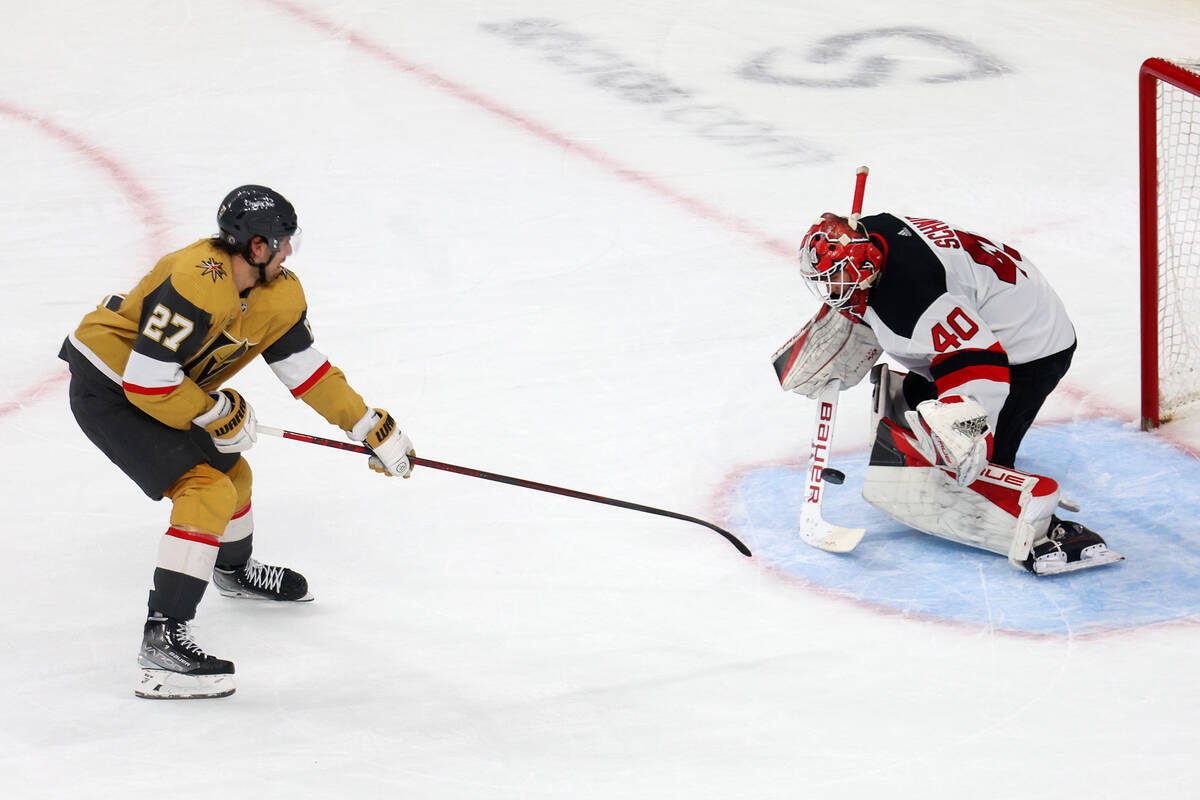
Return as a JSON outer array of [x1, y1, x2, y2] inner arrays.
[[1141, 57, 1200, 430]]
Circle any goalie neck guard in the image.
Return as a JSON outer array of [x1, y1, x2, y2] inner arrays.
[[797, 212, 883, 319]]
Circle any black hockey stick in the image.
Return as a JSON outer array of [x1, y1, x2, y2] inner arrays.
[[257, 425, 751, 557]]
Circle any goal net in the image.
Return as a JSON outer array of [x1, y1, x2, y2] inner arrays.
[[1141, 58, 1200, 429]]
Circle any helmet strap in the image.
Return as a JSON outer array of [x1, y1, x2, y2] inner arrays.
[[244, 239, 278, 285]]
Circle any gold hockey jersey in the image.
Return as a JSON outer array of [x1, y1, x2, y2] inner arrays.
[[65, 239, 369, 432]]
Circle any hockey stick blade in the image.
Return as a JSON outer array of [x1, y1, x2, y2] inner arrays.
[[257, 425, 752, 557], [799, 510, 866, 553]]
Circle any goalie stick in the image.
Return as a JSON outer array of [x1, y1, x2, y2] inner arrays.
[[256, 425, 752, 557], [786, 165, 871, 553]]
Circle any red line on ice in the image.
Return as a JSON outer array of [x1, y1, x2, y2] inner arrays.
[[260, 0, 794, 260], [0, 100, 168, 420]]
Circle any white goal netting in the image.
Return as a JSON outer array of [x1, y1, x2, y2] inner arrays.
[[1152, 60, 1200, 423]]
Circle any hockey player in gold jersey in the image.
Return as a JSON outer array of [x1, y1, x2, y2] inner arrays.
[[59, 185, 415, 699]]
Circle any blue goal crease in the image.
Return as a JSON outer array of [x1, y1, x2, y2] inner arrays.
[[725, 418, 1200, 636]]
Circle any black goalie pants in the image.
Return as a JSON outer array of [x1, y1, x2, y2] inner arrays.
[[901, 342, 1076, 469]]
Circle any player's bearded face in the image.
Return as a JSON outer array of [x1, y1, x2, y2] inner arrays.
[[263, 235, 297, 281]]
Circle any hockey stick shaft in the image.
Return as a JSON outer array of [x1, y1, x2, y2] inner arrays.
[[256, 425, 751, 557], [849, 165, 869, 224]]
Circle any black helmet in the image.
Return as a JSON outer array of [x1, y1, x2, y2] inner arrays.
[[217, 185, 298, 254]]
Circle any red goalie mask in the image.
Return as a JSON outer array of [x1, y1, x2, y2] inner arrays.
[[797, 213, 883, 317]]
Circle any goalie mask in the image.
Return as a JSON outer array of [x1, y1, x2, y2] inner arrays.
[[797, 213, 883, 318]]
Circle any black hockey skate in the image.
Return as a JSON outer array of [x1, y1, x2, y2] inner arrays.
[[136, 614, 235, 699], [1024, 517, 1124, 576], [213, 558, 313, 601]]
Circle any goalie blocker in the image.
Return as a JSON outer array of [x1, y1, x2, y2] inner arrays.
[[863, 367, 1122, 575]]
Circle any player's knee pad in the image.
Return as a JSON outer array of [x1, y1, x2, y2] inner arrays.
[[862, 417, 1059, 567], [226, 456, 252, 511], [215, 458, 254, 549], [164, 463, 239, 537]]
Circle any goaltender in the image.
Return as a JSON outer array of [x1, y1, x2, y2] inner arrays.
[[778, 211, 1122, 576]]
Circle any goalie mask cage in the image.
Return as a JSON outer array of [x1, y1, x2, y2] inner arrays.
[[1141, 57, 1200, 430]]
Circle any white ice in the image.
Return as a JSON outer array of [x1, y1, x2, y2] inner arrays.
[[3, 1, 1200, 797]]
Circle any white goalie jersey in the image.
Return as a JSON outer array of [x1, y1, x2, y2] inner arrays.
[[856, 213, 1076, 431]]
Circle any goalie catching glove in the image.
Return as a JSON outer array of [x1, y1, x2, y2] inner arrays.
[[772, 304, 882, 398], [904, 395, 992, 487], [352, 408, 415, 478], [193, 389, 256, 453]]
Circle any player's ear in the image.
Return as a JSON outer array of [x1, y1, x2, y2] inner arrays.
[[249, 235, 268, 259]]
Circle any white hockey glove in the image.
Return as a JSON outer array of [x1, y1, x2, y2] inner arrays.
[[772, 304, 882, 398], [904, 395, 992, 487], [355, 408, 415, 478], [192, 389, 257, 453]]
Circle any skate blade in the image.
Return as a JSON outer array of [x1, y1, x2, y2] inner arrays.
[[216, 587, 314, 601], [136, 668, 236, 699], [1033, 549, 1125, 576]]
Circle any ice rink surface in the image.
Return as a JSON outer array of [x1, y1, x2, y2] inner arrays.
[[4, 1, 1200, 797]]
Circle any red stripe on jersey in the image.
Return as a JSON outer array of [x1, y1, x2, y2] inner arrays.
[[290, 360, 331, 397], [934, 364, 1010, 395], [166, 526, 220, 546], [122, 381, 178, 396], [929, 342, 1006, 371], [231, 502, 251, 520]]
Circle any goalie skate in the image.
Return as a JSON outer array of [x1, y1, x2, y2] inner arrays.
[[1024, 517, 1124, 576]]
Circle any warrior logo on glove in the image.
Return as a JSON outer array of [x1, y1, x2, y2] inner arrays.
[[360, 408, 415, 478], [193, 388, 257, 453]]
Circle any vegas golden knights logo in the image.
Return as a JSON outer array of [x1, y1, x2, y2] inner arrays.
[[185, 331, 256, 386], [196, 257, 227, 282]]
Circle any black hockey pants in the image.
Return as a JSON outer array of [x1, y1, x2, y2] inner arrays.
[[901, 342, 1076, 469]]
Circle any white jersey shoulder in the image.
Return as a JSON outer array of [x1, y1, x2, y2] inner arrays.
[[862, 215, 1075, 372]]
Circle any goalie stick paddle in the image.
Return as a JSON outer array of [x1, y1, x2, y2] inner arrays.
[[799, 381, 866, 552], [256, 425, 752, 557]]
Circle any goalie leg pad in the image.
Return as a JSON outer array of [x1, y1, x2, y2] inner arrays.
[[862, 419, 1058, 564]]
